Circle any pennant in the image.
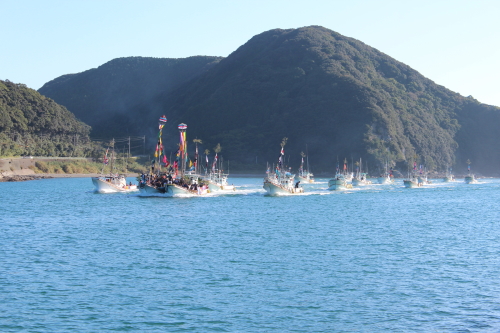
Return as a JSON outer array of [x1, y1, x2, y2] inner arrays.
[[212, 153, 218, 171], [103, 148, 109, 165]]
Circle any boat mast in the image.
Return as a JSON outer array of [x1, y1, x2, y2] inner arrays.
[[306, 144, 310, 174]]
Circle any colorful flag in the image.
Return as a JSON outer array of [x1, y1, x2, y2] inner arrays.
[[103, 148, 109, 165], [212, 153, 218, 171]]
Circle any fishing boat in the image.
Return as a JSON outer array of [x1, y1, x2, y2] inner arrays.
[[92, 174, 137, 193], [351, 158, 372, 186], [92, 140, 138, 193], [138, 117, 210, 197], [206, 167, 235, 191], [204, 143, 235, 191], [328, 173, 352, 190], [464, 160, 478, 184], [377, 161, 394, 184], [443, 166, 455, 182], [403, 174, 421, 188], [297, 149, 314, 183], [263, 138, 304, 195], [403, 161, 422, 188], [328, 158, 353, 190], [464, 174, 478, 184]]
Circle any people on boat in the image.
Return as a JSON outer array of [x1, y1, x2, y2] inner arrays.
[[295, 181, 300, 188]]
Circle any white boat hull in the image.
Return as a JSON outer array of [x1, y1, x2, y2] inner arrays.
[[351, 179, 372, 186], [263, 181, 303, 195], [208, 182, 235, 192], [327, 178, 352, 190], [138, 183, 209, 196], [403, 180, 421, 188], [297, 176, 314, 183], [464, 176, 478, 184], [377, 176, 392, 184], [92, 177, 138, 193]]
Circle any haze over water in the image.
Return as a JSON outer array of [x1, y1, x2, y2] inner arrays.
[[2, 177, 500, 332]]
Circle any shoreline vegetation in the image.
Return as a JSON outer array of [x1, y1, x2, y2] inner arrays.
[[0, 156, 488, 183]]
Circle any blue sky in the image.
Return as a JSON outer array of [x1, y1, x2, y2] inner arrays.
[[2, 0, 499, 106]]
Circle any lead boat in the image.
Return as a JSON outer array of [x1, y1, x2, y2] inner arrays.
[[138, 117, 210, 197], [263, 138, 304, 195], [92, 140, 138, 193]]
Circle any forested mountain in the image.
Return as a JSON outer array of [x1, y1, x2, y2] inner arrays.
[[37, 26, 500, 174], [0, 80, 94, 157], [159, 26, 500, 174], [38, 56, 223, 139]]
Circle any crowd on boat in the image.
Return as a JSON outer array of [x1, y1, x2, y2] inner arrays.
[[139, 173, 209, 192]]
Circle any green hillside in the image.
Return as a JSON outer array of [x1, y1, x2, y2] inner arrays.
[[0, 79, 95, 157], [38, 56, 223, 139], [36, 26, 500, 175], [159, 26, 500, 174]]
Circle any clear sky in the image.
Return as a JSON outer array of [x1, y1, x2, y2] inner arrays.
[[2, 0, 499, 106]]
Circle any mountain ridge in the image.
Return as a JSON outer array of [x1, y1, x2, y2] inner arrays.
[[37, 26, 500, 174]]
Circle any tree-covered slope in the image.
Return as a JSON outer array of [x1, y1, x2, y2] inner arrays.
[[0, 80, 94, 157], [38, 56, 223, 139], [159, 26, 500, 174]]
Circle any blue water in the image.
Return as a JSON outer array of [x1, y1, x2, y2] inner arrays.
[[2, 177, 500, 332]]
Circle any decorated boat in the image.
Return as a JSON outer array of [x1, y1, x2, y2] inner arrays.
[[328, 173, 352, 190], [263, 138, 304, 195], [92, 140, 138, 193], [328, 158, 353, 190], [205, 143, 235, 191], [138, 117, 210, 197], [403, 162, 422, 188]]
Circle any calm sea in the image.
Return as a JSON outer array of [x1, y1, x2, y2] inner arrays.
[[2, 176, 500, 332]]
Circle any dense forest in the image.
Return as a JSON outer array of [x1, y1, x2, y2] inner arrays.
[[0, 79, 96, 157], [36, 26, 500, 175], [158, 26, 500, 174], [39, 56, 223, 139]]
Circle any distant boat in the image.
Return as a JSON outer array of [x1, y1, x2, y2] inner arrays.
[[328, 173, 353, 190], [351, 158, 372, 186], [464, 160, 478, 184], [464, 174, 478, 184], [403, 162, 422, 188], [297, 150, 314, 183], [263, 139, 304, 195], [328, 158, 353, 190], [92, 140, 138, 193], [443, 167, 455, 182], [377, 161, 394, 184]]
